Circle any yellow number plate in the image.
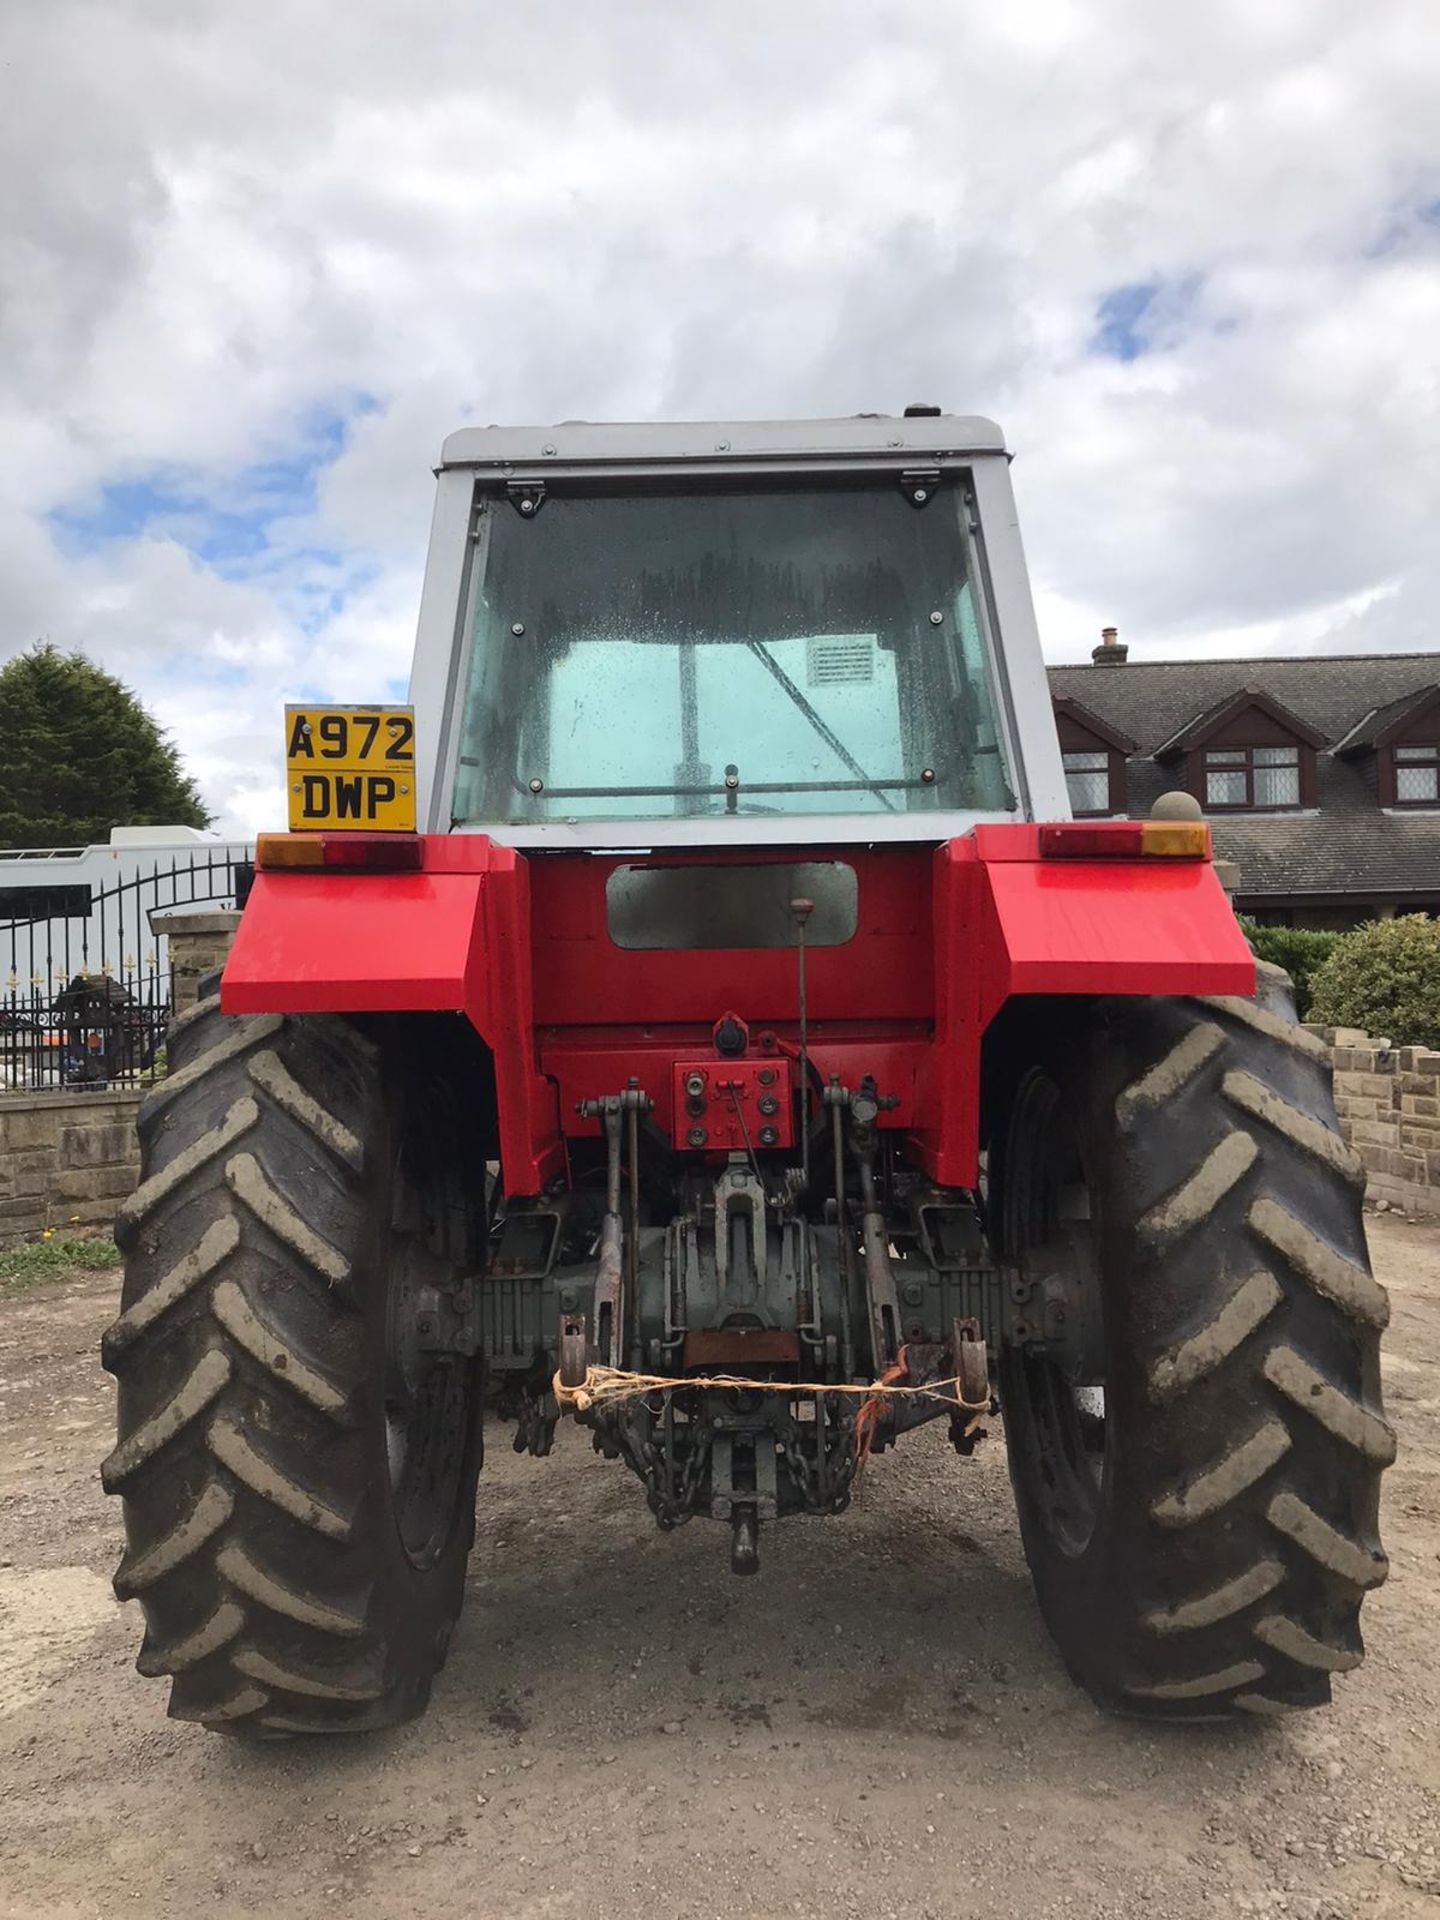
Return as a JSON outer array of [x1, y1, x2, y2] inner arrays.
[[285, 705, 417, 831]]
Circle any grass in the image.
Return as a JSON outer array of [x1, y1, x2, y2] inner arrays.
[[0, 1235, 122, 1301]]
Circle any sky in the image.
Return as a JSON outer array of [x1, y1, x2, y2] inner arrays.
[[2, 0, 1438, 836]]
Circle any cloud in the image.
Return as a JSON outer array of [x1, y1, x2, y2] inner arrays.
[[1, 0, 1438, 833]]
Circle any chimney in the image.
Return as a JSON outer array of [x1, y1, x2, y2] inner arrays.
[[1092, 625, 1128, 666]]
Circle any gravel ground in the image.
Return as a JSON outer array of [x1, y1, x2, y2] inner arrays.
[[0, 1212, 1437, 1920]]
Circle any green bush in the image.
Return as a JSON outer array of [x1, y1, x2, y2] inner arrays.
[[1238, 922, 1340, 1018], [1308, 916, 1440, 1050]]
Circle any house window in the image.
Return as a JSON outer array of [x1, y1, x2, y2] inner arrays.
[[1063, 750, 1111, 816], [1203, 744, 1300, 810], [1393, 743, 1439, 804]]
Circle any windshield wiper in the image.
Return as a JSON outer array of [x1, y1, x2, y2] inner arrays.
[[742, 641, 896, 812], [509, 773, 930, 801]]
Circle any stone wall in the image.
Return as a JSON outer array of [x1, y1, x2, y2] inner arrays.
[[0, 908, 243, 1246], [1317, 1026, 1440, 1217], [0, 1089, 144, 1243]]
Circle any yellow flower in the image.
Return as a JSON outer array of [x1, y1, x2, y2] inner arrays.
[[40, 1229, 54, 1241], [69, 1215, 80, 1224]]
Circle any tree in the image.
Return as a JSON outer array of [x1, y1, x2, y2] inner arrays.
[[1308, 915, 1440, 1050], [0, 644, 211, 846]]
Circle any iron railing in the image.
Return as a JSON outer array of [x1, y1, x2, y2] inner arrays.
[[0, 849, 253, 1092]]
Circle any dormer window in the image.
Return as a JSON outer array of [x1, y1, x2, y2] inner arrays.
[[1203, 744, 1301, 811], [1334, 685, 1440, 809], [1052, 696, 1135, 818], [1154, 687, 1323, 813], [1394, 742, 1439, 805]]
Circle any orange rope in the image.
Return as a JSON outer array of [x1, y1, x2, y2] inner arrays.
[[853, 1344, 914, 1478], [553, 1349, 989, 1446]]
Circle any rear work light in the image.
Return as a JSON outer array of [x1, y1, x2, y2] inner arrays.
[[255, 831, 424, 872], [1039, 821, 1210, 860]]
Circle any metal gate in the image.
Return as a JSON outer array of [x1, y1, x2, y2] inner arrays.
[[1, 850, 252, 1092]]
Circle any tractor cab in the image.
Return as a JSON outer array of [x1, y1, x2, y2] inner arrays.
[[410, 413, 1069, 843]]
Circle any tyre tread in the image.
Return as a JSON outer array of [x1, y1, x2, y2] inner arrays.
[[1002, 963, 1391, 1720], [115, 1101, 258, 1238], [223, 1151, 350, 1288], [104, 1008, 482, 1734]]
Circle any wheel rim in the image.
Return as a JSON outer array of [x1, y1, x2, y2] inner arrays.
[[382, 1092, 477, 1569], [1003, 1070, 1108, 1559]]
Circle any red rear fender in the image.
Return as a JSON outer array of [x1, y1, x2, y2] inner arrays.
[[222, 837, 563, 1191], [910, 831, 1255, 1184], [220, 829, 1254, 1196]]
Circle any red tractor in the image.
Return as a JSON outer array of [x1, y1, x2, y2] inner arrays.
[[103, 411, 1391, 1735]]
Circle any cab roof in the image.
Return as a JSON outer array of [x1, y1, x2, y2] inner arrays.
[[439, 412, 1007, 472]]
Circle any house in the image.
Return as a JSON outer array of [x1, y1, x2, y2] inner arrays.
[[1047, 632, 1440, 929]]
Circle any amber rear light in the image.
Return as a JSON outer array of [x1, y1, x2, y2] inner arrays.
[[1139, 820, 1211, 858], [256, 832, 423, 872]]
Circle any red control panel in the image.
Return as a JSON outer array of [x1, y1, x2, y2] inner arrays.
[[671, 1058, 794, 1152]]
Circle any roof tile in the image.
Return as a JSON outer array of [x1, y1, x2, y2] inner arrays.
[[1047, 654, 1440, 899]]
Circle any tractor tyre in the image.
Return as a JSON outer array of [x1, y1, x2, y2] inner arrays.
[[102, 991, 487, 1735], [992, 963, 1392, 1720]]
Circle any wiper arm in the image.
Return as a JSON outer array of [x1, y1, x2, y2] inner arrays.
[[505, 773, 928, 801], [743, 641, 897, 812]]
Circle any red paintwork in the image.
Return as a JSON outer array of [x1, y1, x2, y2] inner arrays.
[[222, 825, 1255, 1196], [224, 838, 563, 1190], [529, 847, 934, 1027], [538, 1030, 928, 1145], [224, 866, 489, 1011], [907, 833, 1254, 1184], [671, 1057, 795, 1152]]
